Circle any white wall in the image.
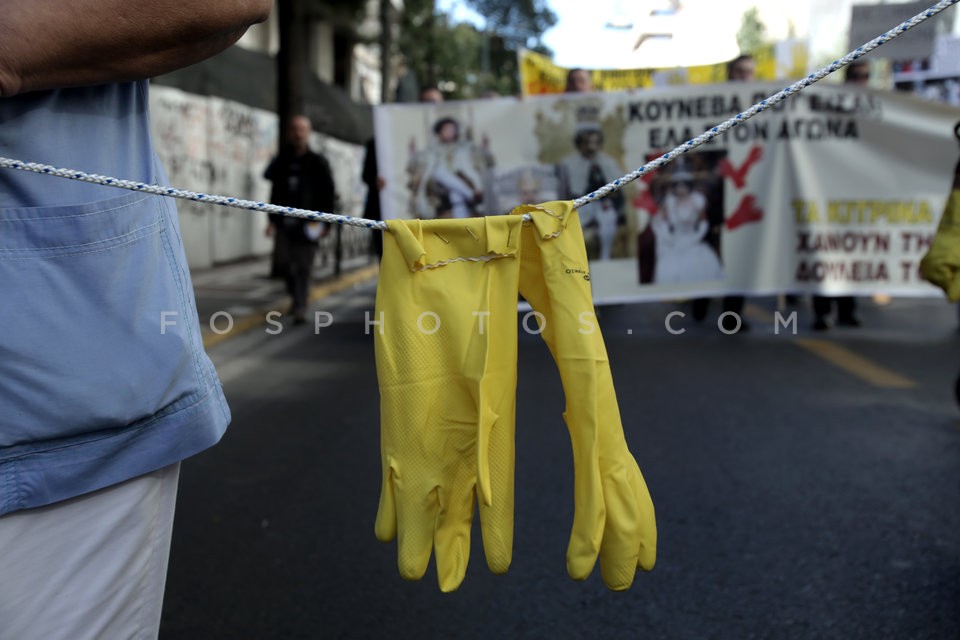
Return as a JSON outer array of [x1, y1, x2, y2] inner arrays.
[[150, 86, 367, 270]]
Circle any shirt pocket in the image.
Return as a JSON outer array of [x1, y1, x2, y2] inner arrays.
[[0, 191, 206, 447]]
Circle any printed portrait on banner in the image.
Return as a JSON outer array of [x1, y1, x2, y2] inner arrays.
[[636, 151, 729, 286], [535, 96, 634, 261], [405, 107, 495, 219]]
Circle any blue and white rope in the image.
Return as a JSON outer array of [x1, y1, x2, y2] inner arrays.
[[0, 0, 956, 230], [0, 159, 389, 230]]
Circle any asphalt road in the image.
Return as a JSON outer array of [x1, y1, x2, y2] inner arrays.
[[160, 283, 960, 639]]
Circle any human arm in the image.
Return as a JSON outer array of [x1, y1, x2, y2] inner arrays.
[[693, 191, 709, 239], [0, 0, 273, 97], [649, 211, 673, 248], [313, 154, 337, 214]]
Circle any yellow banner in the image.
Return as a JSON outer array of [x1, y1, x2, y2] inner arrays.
[[519, 44, 809, 95]]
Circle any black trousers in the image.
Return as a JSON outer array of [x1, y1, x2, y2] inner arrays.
[[281, 239, 317, 317], [692, 296, 744, 320], [812, 296, 856, 320]]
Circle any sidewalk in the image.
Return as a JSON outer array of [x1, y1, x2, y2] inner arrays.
[[191, 252, 379, 348]]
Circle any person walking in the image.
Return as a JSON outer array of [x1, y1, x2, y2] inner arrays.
[[264, 114, 337, 324], [811, 61, 868, 330]]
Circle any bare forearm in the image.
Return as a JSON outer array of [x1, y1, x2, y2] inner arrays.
[[0, 0, 273, 97]]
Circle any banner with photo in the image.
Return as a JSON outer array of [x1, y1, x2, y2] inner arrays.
[[518, 43, 810, 96], [374, 83, 960, 303]]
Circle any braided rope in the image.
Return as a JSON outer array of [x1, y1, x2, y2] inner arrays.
[[0, 0, 956, 230], [573, 0, 960, 209], [414, 253, 516, 271], [0, 159, 390, 230]]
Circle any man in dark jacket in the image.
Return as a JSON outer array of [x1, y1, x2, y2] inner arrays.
[[264, 114, 337, 323], [362, 137, 383, 261]]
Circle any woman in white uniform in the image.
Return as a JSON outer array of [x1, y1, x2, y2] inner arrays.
[[652, 170, 725, 285]]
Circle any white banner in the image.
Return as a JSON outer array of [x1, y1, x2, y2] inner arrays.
[[374, 83, 960, 302]]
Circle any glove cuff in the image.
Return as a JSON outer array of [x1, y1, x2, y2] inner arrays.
[[385, 217, 521, 271], [510, 201, 575, 239]]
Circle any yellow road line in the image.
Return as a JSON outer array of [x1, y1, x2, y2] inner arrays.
[[202, 310, 271, 350], [747, 303, 916, 389], [308, 263, 379, 304], [744, 302, 776, 324], [201, 264, 379, 349], [794, 338, 916, 389]]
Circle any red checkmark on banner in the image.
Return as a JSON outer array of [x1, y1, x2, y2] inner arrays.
[[725, 194, 764, 230], [718, 145, 763, 189]]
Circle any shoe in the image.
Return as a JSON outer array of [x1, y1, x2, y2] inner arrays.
[[836, 315, 861, 327], [812, 317, 829, 331], [691, 298, 709, 322]]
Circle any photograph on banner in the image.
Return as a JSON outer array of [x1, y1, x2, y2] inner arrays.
[[374, 82, 960, 303], [636, 149, 728, 287], [518, 42, 809, 96], [405, 110, 496, 219]]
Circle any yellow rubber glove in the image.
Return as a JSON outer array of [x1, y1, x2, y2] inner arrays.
[[374, 216, 522, 592], [920, 189, 960, 301], [513, 201, 656, 591]]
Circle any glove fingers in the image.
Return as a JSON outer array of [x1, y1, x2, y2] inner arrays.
[[434, 486, 476, 592], [395, 484, 440, 582], [374, 465, 398, 542], [477, 408, 515, 575], [477, 501, 513, 575], [598, 463, 643, 591], [565, 477, 605, 580], [564, 413, 605, 581], [631, 466, 657, 572]]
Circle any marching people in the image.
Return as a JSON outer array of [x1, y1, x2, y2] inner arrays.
[[811, 60, 868, 330], [692, 54, 757, 333]]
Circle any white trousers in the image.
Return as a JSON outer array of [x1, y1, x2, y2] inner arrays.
[[0, 462, 180, 640]]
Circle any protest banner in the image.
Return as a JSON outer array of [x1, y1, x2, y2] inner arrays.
[[518, 43, 809, 96], [374, 82, 960, 302]]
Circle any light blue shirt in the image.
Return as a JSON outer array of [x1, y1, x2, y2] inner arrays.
[[0, 82, 230, 514]]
